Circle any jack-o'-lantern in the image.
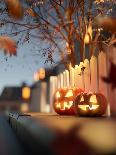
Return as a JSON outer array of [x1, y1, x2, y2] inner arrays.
[[74, 92, 107, 116], [53, 87, 83, 115]]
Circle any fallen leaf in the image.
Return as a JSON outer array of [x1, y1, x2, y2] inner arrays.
[[0, 36, 17, 56]]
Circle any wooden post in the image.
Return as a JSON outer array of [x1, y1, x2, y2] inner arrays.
[[83, 59, 91, 92], [107, 46, 116, 117], [90, 56, 98, 92], [70, 67, 75, 87], [60, 73, 64, 88], [74, 65, 79, 87], [65, 70, 70, 87], [49, 76, 57, 113]]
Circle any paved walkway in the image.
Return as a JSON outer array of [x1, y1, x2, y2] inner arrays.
[[0, 113, 25, 155]]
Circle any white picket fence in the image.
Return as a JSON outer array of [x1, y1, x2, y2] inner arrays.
[[49, 46, 116, 116]]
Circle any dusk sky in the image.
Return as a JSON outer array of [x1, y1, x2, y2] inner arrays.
[[0, 34, 61, 94], [0, 42, 47, 94]]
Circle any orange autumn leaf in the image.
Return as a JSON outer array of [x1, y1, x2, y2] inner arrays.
[[6, 0, 24, 20], [0, 36, 17, 56], [95, 16, 116, 33], [26, 8, 37, 17]]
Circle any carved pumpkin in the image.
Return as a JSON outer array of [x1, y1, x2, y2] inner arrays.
[[74, 92, 107, 116], [53, 87, 83, 115]]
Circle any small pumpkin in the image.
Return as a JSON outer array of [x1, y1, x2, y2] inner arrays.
[[74, 92, 107, 116], [53, 87, 83, 115]]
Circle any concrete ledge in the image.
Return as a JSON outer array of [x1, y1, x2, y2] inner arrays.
[[6, 112, 116, 155], [7, 112, 55, 155]]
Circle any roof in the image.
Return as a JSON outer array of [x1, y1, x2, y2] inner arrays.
[[0, 87, 23, 101]]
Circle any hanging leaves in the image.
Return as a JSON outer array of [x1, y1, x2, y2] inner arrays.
[[0, 36, 17, 56], [95, 16, 116, 33], [6, 0, 24, 20]]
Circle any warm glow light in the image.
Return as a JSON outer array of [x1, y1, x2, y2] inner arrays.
[[80, 96, 84, 102], [65, 90, 73, 97], [39, 68, 45, 80], [66, 42, 71, 54], [84, 34, 90, 44], [56, 91, 61, 98], [78, 105, 100, 111], [56, 101, 73, 110], [94, 0, 105, 4], [89, 95, 97, 103], [20, 103, 29, 112], [84, 24, 92, 44], [33, 72, 39, 81], [33, 68, 45, 81], [22, 87, 30, 99]]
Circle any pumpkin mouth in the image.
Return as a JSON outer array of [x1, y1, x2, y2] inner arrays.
[[78, 105, 100, 111], [55, 101, 73, 110]]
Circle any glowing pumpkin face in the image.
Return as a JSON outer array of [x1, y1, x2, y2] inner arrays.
[[53, 87, 83, 115], [74, 93, 107, 116]]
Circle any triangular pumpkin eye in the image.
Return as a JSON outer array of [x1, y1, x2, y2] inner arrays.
[[56, 91, 61, 98], [89, 95, 97, 103], [65, 90, 73, 97], [80, 96, 84, 102]]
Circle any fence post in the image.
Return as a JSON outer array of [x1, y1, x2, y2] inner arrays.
[[70, 67, 75, 87], [74, 65, 79, 87], [98, 51, 108, 96], [98, 51, 110, 116], [83, 59, 91, 92], [65, 70, 70, 87], [40, 82, 49, 112], [90, 56, 98, 92], [74, 63, 84, 90], [63, 71, 67, 87], [107, 46, 116, 116], [60, 73, 64, 88], [57, 75, 60, 89], [49, 76, 57, 113]]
